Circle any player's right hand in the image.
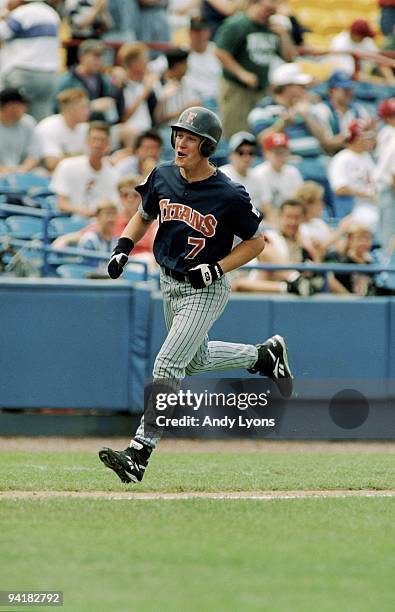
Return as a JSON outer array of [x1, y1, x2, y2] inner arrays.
[[107, 237, 135, 279], [108, 253, 129, 279]]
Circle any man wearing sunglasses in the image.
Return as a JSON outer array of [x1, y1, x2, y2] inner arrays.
[[220, 131, 261, 209]]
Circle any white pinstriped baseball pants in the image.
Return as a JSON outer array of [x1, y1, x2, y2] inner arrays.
[[134, 270, 258, 447]]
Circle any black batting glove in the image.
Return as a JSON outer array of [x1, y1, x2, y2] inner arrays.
[[108, 237, 134, 279], [187, 263, 224, 289]]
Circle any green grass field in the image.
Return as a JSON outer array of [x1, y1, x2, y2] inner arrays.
[[0, 447, 394, 612]]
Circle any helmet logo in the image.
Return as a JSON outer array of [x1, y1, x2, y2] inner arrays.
[[185, 111, 198, 124]]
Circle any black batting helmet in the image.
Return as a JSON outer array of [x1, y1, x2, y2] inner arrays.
[[170, 106, 222, 157]]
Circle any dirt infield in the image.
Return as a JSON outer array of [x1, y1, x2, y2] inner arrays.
[[1, 437, 394, 453], [1, 489, 394, 500]]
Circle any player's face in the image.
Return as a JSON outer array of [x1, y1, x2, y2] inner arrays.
[[174, 129, 203, 168]]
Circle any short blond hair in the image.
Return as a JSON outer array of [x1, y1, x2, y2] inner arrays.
[[117, 174, 143, 192], [57, 88, 88, 108], [118, 42, 148, 68], [95, 199, 118, 214], [293, 181, 324, 205], [346, 223, 372, 237]]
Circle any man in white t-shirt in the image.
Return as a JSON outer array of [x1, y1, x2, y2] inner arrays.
[[219, 131, 261, 209], [329, 19, 395, 84], [35, 88, 90, 172], [184, 17, 222, 103], [328, 118, 378, 229], [50, 121, 119, 217], [250, 132, 303, 221], [374, 98, 395, 251]]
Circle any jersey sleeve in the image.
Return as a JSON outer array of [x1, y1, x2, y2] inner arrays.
[[225, 184, 263, 240], [135, 168, 159, 220]]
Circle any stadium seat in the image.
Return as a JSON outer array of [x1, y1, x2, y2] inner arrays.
[[56, 264, 98, 279], [6, 215, 43, 239], [0, 219, 8, 235], [4, 173, 50, 191], [375, 251, 395, 292], [123, 266, 145, 282], [48, 217, 90, 239]]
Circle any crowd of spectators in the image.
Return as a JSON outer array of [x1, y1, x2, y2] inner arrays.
[[0, 0, 394, 295]]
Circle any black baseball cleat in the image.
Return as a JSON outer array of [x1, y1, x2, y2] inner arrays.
[[248, 334, 293, 398], [98, 440, 152, 484]]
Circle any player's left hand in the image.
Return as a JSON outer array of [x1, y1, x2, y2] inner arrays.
[[187, 263, 224, 289]]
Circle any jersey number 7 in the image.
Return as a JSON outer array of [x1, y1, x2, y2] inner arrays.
[[185, 237, 206, 259]]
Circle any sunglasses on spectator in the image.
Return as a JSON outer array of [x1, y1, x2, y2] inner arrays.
[[235, 148, 255, 156]]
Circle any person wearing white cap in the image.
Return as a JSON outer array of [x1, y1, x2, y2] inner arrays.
[[219, 131, 261, 208], [0, 0, 60, 121], [248, 62, 329, 158]]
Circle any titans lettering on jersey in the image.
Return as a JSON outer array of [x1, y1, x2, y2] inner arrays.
[[159, 199, 217, 237], [136, 161, 263, 273]]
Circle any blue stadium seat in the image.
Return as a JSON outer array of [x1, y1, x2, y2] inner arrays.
[[123, 266, 145, 281], [293, 156, 334, 215], [375, 250, 395, 292], [49, 217, 90, 239], [6, 215, 43, 239], [0, 219, 8, 235], [5, 173, 50, 191], [56, 264, 98, 279]]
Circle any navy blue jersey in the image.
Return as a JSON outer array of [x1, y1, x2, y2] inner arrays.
[[136, 161, 263, 273]]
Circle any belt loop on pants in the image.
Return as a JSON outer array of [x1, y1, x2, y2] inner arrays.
[[162, 266, 186, 282]]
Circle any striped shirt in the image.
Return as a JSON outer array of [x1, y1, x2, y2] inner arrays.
[[65, 0, 111, 38], [0, 2, 60, 74], [248, 96, 322, 158]]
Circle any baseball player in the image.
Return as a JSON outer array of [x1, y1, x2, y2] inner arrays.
[[99, 106, 293, 484]]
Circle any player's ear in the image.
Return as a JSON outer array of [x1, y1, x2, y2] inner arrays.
[[199, 138, 216, 157]]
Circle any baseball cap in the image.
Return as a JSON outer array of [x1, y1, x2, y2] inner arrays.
[[190, 16, 210, 31], [262, 132, 289, 150], [270, 63, 312, 87], [350, 19, 375, 38], [378, 98, 395, 119], [328, 71, 354, 89], [78, 39, 106, 58], [228, 131, 256, 153], [345, 119, 375, 143]]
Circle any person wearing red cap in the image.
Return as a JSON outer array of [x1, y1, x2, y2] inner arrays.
[[250, 131, 303, 221], [329, 18, 395, 83], [374, 98, 395, 251], [328, 118, 378, 229]]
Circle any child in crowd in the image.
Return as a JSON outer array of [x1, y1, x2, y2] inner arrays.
[[251, 132, 303, 222]]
